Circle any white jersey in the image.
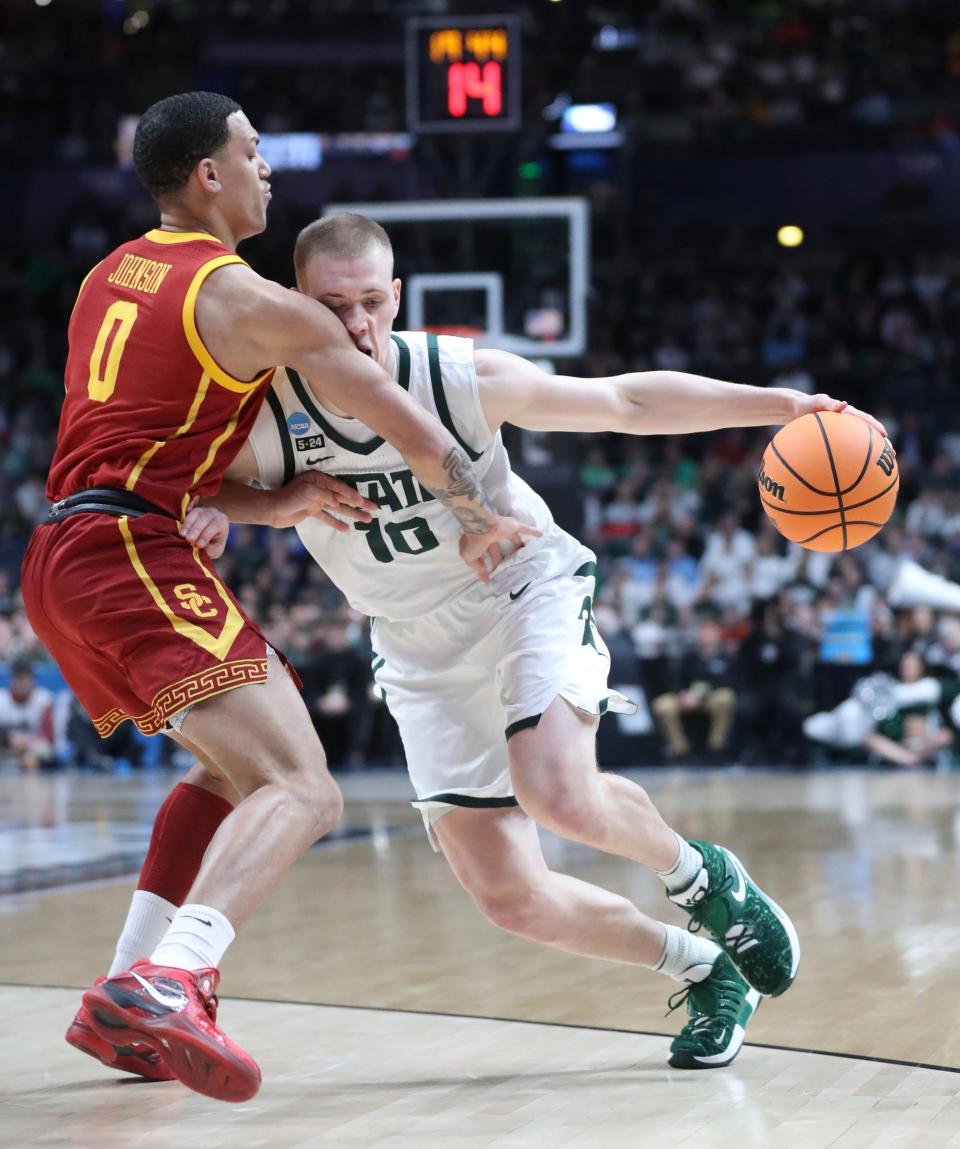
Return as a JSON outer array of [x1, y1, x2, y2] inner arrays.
[[248, 332, 562, 621]]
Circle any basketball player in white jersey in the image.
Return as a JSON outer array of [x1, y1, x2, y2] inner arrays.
[[202, 212, 883, 1069], [94, 214, 885, 1072]]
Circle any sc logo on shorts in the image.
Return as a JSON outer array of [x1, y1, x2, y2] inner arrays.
[[174, 583, 218, 619], [287, 411, 311, 436]]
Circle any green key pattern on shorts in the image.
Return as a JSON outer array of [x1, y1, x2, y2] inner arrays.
[[671, 840, 800, 998], [667, 952, 760, 1070]]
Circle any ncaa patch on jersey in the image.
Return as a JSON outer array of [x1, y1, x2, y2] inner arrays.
[[287, 411, 310, 435]]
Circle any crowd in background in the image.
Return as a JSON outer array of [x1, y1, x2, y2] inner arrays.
[[4, 188, 960, 772], [4, 0, 960, 771], [578, 0, 960, 149], [5, 0, 960, 161]]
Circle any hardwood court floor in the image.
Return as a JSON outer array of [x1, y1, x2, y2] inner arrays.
[[2, 768, 960, 1147]]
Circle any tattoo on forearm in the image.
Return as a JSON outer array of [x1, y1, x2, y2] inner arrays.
[[426, 447, 496, 534], [455, 505, 498, 534], [440, 447, 480, 499]]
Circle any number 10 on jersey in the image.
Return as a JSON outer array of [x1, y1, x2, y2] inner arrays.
[[355, 516, 440, 563]]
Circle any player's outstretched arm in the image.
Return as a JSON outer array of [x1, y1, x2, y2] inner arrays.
[[475, 349, 887, 438]]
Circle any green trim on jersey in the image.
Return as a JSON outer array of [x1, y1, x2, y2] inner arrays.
[[505, 714, 542, 740], [391, 332, 411, 396], [265, 387, 296, 485], [425, 332, 482, 462], [419, 792, 519, 808], [574, 561, 597, 578], [285, 336, 411, 455]]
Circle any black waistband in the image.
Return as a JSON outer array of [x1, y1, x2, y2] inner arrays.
[[46, 488, 176, 524]]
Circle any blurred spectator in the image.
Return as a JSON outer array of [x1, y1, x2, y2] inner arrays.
[[925, 616, 960, 676], [698, 513, 755, 611], [301, 618, 374, 768], [738, 599, 808, 764], [629, 599, 678, 701], [805, 652, 957, 769], [0, 657, 57, 770], [650, 618, 739, 762], [770, 361, 815, 395], [813, 560, 875, 710], [750, 526, 797, 602], [65, 697, 148, 773], [861, 652, 955, 768]]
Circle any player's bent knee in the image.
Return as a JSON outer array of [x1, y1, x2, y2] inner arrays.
[[515, 779, 599, 840], [305, 775, 344, 838], [473, 885, 556, 943], [277, 766, 344, 839]]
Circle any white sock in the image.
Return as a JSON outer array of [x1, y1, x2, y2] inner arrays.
[[108, 890, 177, 977], [652, 922, 722, 983], [656, 833, 703, 894], [150, 903, 236, 972]]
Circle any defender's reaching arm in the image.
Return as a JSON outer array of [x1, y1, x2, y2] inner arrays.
[[195, 266, 539, 571]]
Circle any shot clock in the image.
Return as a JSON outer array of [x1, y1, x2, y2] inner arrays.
[[406, 14, 522, 133]]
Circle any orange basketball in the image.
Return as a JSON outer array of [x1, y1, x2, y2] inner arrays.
[[758, 410, 898, 552]]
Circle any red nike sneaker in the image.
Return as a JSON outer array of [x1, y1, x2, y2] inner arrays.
[[82, 961, 260, 1103], [66, 981, 175, 1081]]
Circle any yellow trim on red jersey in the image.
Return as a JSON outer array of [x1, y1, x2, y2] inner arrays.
[[181, 255, 273, 394], [125, 439, 165, 492], [125, 371, 213, 492], [118, 515, 245, 661], [180, 383, 260, 518], [66, 259, 108, 391], [74, 259, 104, 305], [145, 229, 224, 246]]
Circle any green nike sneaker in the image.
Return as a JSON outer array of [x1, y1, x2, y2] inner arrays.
[[668, 840, 800, 997], [667, 952, 760, 1070]]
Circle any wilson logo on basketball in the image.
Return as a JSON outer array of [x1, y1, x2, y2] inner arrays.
[[758, 463, 785, 502], [876, 440, 896, 477], [759, 410, 898, 553]]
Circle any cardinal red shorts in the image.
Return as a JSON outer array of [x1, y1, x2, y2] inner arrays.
[[21, 513, 289, 738]]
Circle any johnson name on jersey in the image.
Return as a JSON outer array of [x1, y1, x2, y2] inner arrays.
[[50, 230, 273, 519]]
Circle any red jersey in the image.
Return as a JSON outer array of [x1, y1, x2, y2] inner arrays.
[[48, 228, 274, 519]]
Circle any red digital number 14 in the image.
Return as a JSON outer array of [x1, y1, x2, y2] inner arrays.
[[447, 61, 502, 118]]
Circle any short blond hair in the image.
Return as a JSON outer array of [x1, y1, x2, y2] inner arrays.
[[294, 213, 393, 281]]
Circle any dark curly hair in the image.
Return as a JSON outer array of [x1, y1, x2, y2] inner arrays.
[[133, 91, 242, 201]]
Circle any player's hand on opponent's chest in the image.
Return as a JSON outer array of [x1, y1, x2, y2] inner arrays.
[[262, 471, 377, 531], [459, 516, 543, 583]]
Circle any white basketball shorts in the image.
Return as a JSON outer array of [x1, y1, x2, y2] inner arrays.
[[370, 538, 636, 843]]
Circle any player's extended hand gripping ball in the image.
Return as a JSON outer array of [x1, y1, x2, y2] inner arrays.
[[758, 410, 898, 552]]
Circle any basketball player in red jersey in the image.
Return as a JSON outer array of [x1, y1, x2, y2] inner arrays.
[[20, 92, 537, 1103]]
